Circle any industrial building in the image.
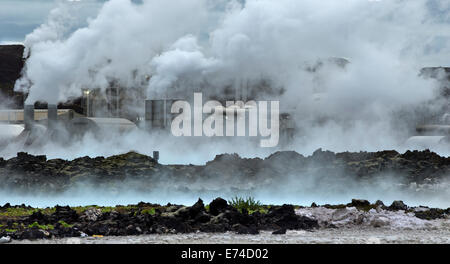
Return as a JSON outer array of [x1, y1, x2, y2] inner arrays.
[[0, 44, 449, 148]]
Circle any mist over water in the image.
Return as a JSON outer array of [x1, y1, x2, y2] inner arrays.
[[1, 171, 450, 208], [1, 0, 450, 207]]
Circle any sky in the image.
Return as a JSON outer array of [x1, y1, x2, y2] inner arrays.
[[0, 0, 107, 44]]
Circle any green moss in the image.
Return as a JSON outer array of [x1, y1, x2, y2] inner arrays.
[[58, 220, 74, 228], [101, 207, 114, 213], [5, 229, 17, 233], [0, 207, 57, 219], [247, 208, 269, 215], [0, 208, 36, 218], [71, 205, 139, 215], [28, 222, 54, 230], [72, 205, 100, 214], [141, 208, 156, 215]]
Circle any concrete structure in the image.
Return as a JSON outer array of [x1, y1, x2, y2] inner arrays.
[[68, 117, 138, 136], [405, 67, 450, 149], [0, 109, 75, 124]]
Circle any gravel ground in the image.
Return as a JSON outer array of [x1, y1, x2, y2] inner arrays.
[[9, 228, 450, 244]]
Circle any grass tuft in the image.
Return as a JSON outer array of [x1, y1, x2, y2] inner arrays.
[[228, 196, 266, 214]]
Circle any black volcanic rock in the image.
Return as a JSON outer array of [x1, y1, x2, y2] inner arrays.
[[0, 197, 448, 240], [389, 200, 408, 211], [209, 198, 229, 216], [0, 45, 25, 107], [0, 150, 449, 193], [350, 199, 370, 207], [272, 228, 287, 235], [0, 45, 24, 83], [266, 205, 319, 230]]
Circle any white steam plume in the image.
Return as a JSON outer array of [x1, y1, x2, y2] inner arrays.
[[8, 0, 450, 160]]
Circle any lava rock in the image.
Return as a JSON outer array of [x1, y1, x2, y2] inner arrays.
[[52, 205, 79, 223], [19, 229, 47, 240], [267, 205, 318, 230], [209, 198, 229, 216], [414, 208, 447, 220], [350, 199, 370, 207], [0, 236, 11, 244], [375, 200, 385, 207], [272, 228, 287, 235], [188, 198, 206, 218], [389, 201, 408, 211], [26, 210, 49, 224], [233, 224, 259, 235], [80, 208, 102, 222]]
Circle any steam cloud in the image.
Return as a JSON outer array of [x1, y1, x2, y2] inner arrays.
[[10, 0, 450, 159]]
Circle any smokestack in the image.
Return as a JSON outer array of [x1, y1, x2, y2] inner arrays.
[[24, 104, 34, 131], [153, 151, 159, 162], [145, 99, 166, 129], [48, 104, 58, 130]]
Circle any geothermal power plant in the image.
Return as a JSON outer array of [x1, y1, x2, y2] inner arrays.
[[1, 0, 450, 246], [1, 44, 449, 150]]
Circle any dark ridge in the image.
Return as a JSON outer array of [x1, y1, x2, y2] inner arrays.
[[0, 45, 25, 83], [0, 45, 25, 108], [0, 149, 449, 193]]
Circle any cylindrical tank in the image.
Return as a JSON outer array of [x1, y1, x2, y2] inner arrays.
[[145, 99, 179, 130], [145, 99, 165, 129]]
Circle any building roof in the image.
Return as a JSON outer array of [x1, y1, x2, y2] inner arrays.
[[0, 109, 74, 122]]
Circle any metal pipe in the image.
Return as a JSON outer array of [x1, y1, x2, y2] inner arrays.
[[24, 104, 34, 131], [48, 104, 57, 130]]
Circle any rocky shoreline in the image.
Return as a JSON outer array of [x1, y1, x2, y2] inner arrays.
[[0, 149, 449, 193], [0, 198, 448, 243], [1, 149, 449, 242], [0, 197, 317, 241]]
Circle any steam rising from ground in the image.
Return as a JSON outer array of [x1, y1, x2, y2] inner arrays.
[[2, 0, 450, 206], [8, 0, 450, 159], [1, 169, 450, 208]]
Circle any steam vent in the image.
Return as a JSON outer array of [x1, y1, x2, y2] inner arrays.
[[0, 0, 449, 248]]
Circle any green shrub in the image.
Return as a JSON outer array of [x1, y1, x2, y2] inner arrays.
[[228, 196, 264, 214]]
